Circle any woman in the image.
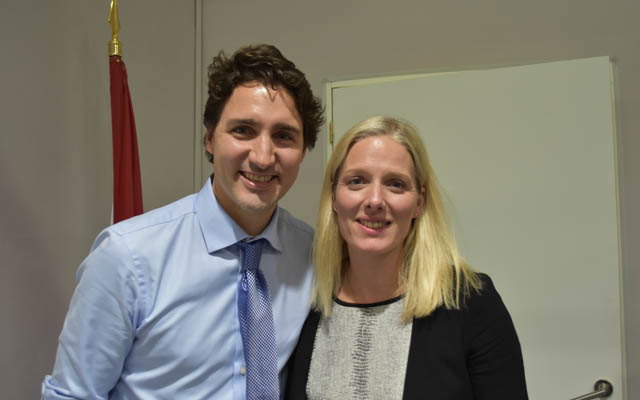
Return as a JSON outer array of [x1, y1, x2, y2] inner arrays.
[[285, 116, 528, 399]]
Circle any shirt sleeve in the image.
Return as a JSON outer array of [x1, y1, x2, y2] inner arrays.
[[42, 229, 143, 400], [464, 274, 529, 400]]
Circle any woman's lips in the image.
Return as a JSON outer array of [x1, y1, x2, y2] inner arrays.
[[357, 219, 390, 230]]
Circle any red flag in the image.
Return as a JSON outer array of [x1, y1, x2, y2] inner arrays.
[[109, 55, 143, 223]]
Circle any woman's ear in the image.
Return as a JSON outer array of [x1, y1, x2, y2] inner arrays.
[[414, 186, 426, 218]]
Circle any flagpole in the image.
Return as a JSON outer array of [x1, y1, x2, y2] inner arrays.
[[108, 0, 121, 57], [108, 0, 144, 223]]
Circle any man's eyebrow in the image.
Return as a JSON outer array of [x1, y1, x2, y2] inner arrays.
[[226, 118, 259, 127], [225, 119, 300, 135], [273, 122, 301, 135]]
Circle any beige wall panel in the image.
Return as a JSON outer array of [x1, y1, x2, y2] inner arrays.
[[122, 1, 196, 210], [0, 1, 195, 397]]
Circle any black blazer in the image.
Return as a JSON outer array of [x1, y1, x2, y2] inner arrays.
[[285, 274, 528, 399]]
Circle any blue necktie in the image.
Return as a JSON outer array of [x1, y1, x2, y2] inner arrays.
[[237, 240, 280, 400]]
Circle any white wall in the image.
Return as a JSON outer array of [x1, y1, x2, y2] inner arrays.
[[201, 0, 640, 397]]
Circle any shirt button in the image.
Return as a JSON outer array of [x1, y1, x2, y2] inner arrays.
[[240, 366, 246, 375]]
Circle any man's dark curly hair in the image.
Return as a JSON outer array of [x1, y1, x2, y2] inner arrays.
[[203, 44, 324, 163]]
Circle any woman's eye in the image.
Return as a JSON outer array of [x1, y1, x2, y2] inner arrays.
[[389, 180, 407, 190], [347, 177, 363, 186]]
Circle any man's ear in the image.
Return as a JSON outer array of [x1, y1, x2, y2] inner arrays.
[[205, 131, 214, 154]]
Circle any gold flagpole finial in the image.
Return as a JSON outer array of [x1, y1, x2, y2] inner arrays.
[[108, 0, 121, 56]]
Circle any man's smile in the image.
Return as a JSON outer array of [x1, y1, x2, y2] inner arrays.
[[241, 171, 277, 183]]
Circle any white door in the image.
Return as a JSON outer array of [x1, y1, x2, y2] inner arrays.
[[328, 57, 624, 400]]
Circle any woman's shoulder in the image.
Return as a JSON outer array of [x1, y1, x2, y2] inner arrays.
[[455, 272, 521, 345], [421, 272, 505, 320], [461, 272, 504, 312], [472, 272, 498, 296]]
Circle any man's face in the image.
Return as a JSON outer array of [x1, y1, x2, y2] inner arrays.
[[206, 82, 305, 233]]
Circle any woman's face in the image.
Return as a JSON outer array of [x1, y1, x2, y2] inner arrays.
[[333, 135, 424, 259]]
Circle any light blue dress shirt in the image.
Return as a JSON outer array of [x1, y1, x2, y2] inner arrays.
[[42, 178, 314, 399]]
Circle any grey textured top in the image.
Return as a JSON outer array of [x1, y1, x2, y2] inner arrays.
[[306, 296, 412, 400]]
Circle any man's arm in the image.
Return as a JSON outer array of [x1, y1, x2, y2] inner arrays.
[[42, 230, 141, 399]]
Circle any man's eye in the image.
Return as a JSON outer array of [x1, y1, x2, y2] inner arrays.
[[231, 126, 250, 135], [276, 132, 294, 141]]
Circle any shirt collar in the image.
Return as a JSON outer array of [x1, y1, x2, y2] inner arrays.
[[195, 176, 283, 254]]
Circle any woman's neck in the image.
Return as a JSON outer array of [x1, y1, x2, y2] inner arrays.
[[338, 249, 404, 304]]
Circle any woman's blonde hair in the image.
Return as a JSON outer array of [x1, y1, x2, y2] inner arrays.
[[312, 116, 481, 321]]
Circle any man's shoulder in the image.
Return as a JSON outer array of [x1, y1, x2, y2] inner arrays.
[[276, 207, 314, 240], [87, 193, 199, 268], [109, 193, 197, 237]]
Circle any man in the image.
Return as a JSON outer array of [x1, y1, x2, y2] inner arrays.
[[42, 44, 324, 399]]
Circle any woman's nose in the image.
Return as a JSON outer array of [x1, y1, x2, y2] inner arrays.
[[364, 182, 384, 210]]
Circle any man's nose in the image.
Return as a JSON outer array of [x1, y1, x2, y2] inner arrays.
[[249, 134, 276, 170]]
